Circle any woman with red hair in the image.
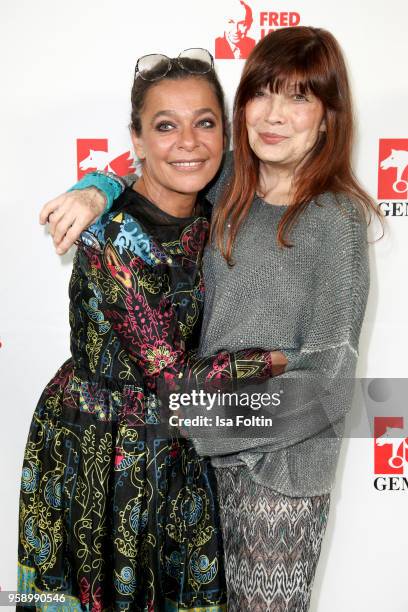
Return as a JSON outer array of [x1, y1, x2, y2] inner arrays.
[[41, 27, 383, 611]]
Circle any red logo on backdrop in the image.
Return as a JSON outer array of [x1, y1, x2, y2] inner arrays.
[[374, 417, 408, 475], [214, 1, 300, 60], [76, 139, 136, 180], [378, 139, 408, 200]]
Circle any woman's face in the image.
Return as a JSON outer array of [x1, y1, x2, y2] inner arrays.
[[245, 83, 326, 171], [132, 77, 224, 199]]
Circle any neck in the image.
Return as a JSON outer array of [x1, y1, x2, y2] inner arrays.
[[257, 161, 295, 206], [133, 175, 197, 218]]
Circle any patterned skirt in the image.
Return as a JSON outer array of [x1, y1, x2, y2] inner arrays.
[[214, 465, 330, 612], [17, 359, 227, 611]]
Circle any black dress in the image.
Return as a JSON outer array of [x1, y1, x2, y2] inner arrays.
[[17, 188, 228, 611]]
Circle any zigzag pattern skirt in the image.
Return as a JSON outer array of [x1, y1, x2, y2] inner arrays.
[[214, 466, 331, 612]]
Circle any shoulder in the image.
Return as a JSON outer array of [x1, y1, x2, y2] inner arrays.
[[78, 211, 116, 249], [299, 192, 369, 271], [313, 191, 368, 237], [334, 194, 371, 279], [80, 209, 150, 254], [315, 190, 365, 217]]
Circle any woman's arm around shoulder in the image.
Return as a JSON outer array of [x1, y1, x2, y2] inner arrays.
[[39, 171, 136, 254]]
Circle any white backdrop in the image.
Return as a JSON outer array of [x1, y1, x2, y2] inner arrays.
[[1, 1, 407, 610]]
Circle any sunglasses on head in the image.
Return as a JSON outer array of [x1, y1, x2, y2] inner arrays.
[[134, 48, 214, 82]]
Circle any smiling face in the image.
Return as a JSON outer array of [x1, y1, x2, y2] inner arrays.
[[245, 83, 326, 171], [131, 77, 224, 200]]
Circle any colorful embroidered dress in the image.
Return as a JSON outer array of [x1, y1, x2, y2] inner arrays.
[[17, 187, 273, 611]]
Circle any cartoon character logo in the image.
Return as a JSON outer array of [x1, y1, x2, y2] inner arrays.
[[374, 416, 408, 474], [215, 0, 256, 59], [378, 139, 408, 199], [77, 139, 136, 180]]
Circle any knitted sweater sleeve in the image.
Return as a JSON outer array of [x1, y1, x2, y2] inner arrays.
[[192, 195, 371, 457]]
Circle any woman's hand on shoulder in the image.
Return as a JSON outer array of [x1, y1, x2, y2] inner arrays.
[[39, 187, 106, 255]]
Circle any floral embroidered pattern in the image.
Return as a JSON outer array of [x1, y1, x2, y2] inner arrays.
[[18, 188, 273, 611], [17, 189, 226, 611]]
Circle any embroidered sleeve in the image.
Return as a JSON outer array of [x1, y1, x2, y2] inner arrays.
[[76, 214, 275, 389]]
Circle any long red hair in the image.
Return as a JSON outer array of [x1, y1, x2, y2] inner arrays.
[[210, 26, 384, 264]]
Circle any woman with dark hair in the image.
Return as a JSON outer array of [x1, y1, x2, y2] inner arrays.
[[40, 27, 383, 611], [18, 50, 286, 611]]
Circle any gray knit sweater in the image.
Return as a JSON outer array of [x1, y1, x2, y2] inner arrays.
[[84, 151, 370, 497], [194, 152, 370, 496]]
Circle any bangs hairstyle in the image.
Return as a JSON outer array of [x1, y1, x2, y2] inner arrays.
[[210, 26, 383, 264]]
